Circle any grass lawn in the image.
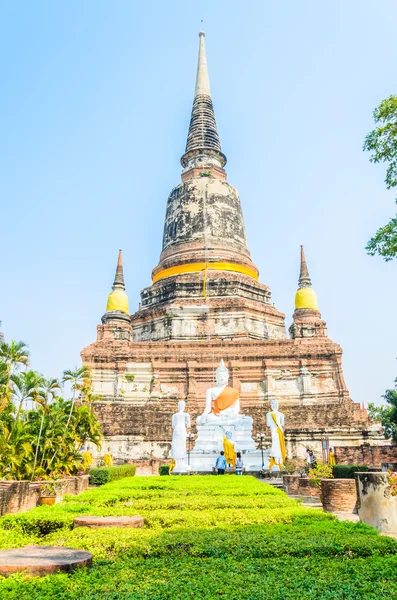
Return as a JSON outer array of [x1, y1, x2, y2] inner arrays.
[[0, 475, 396, 599]]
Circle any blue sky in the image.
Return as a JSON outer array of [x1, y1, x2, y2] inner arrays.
[[0, 1, 396, 406]]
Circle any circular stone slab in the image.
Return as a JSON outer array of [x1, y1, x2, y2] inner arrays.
[[0, 545, 92, 577], [73, 515, 144, 529]]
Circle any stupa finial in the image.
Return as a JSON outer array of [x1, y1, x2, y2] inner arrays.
[[112, 249, 125, 291], [298, 245, 312, 289], [195, 31, 211, 97], [181, 32, 226, 169]]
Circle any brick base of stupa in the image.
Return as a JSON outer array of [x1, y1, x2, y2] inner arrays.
[[82, 332, 383, 463]]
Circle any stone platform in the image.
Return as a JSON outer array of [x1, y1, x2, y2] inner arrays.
[[73, 516, 144, 529], [0, 545, 92, 577], [189, 449, 269, 473]]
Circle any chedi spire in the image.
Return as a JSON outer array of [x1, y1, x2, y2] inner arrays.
[[290, 246, 327, 339], [181, 31, 226, 170], [295, 246, 318, 310], [103, 250, 130, 321], [112, 249, 126, 292], [298, 245, 312, 288]]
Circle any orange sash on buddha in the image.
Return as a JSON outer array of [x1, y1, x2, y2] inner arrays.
[[213, 386, 239, 415]]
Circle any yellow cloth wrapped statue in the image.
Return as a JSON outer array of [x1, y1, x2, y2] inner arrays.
[[266, 400, 286, 471], [223, 435, 236, 467]]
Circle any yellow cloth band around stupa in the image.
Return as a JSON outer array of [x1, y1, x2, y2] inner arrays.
[[295, 287, 318, 310], [152, 261, 258, 284], [106, 290, 129, 314]]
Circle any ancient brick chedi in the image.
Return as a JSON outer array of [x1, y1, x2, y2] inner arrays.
[[82, 32, 382, 461]]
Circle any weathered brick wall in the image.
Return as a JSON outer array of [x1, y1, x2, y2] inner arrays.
[[134, 459, 169, 476], [94, 401, 368, 443], [334, 445, 397, 467], [63, 475, 89, 495], [283, 475, 301, 495], [82, 336, 380, 461], [0, 476, 89, 516], [321, 479, 357, 512], [0, 481, 38, 515], [298, 477, 320, 497]]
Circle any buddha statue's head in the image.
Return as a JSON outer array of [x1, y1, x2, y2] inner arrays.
[[216, 359, 229, 387], [270, 399, 279, 411], [178, 400, 186, 412]]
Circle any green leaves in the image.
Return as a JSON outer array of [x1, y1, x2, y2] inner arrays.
[[364, 95, 397, 260], [367, 378, 397, 441], [332, 465, 369, 479], [89, 465, 136, 486], [0, 340, 102, 480], [365, 215, 397, 261], [0, 340, 30, 375]]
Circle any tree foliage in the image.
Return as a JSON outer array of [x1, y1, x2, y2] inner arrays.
[[367, 378, 397, 441], [0, 336, 102, 480], [363, 95, 397, 260]]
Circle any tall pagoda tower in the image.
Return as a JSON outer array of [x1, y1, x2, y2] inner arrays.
[[82, 33, 381, 463], [132, 31, 285, 343]]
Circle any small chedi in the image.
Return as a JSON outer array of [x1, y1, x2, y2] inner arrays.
[[82, 31, 384, 466]]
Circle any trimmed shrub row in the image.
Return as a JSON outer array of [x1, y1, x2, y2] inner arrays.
[[89, 464, 136, 486], [1, 475, 397, 599], [332, 465, 369, 479]]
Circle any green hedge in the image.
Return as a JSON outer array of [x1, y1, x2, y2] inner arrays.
[[1, 475, 397, 598], [332, 465, 369, 479], [89, 464, 136, 486], [159, 465, 171, 476]]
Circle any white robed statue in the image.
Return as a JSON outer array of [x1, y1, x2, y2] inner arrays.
[[266, 399, 286, 471], [171, 400, 190, 473]]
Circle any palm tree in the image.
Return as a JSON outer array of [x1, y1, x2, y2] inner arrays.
[[31, 377, 61, 481], [0, 370, 42, 479], [48, 366, 90, 467], [0, 419, 34, 480], [0, 340, 30, 378], [0, 362, 9, 413], [0, 341, 30, 410], [62, 366, 91, 429], [10, 371, 44, 423]]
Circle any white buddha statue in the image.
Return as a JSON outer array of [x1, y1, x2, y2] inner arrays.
[[170, 400, 191, 473], [197, 359, 252, 427], [266, 399, 286, 471]]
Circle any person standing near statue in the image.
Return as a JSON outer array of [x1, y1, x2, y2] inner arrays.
[[215, 451, 227, 474], [170, 400, 190, 474], [266, 399, 286, 471], [235, 452, 243, 476]]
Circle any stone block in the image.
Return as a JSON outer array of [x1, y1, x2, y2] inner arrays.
[[356, 472, 397, 534], [0, 545, 92, 577]]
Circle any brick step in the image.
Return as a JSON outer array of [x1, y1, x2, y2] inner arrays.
[[288, 494, 322, 507], [263, 479, 285, 491]]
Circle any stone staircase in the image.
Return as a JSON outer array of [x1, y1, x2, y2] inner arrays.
[[260, 477, 323, 509]]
